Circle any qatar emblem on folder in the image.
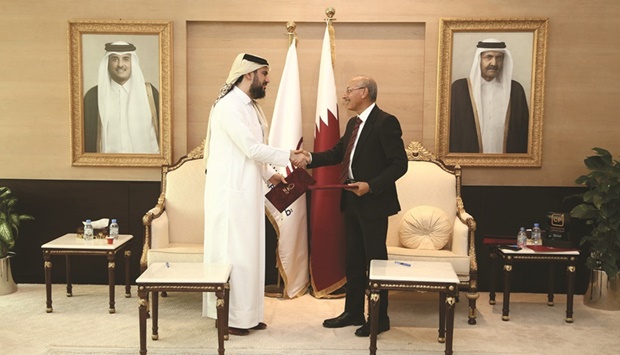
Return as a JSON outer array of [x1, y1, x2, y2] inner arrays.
[[265, 168, 316, 212]]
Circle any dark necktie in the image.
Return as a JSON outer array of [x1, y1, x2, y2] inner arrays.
[[339, 117, 363, 183]]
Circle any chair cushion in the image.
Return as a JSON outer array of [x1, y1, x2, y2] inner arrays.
[[399, 206, 451, 250]]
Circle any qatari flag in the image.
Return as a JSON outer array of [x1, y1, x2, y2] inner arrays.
[[309, 21, 346, 298], [266, 37, 309, 299]]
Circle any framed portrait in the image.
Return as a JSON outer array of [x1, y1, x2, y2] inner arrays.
[[436, 18, 548, 167], [69, 20, 173, 167]]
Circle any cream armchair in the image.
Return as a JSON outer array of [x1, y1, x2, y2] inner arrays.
[[386, 141, 478, 324], [140, 145, 205, 272]]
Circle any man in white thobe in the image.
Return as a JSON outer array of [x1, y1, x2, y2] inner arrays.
[[449, 38, 529, 153], [202, 53, 306, 335], [83, 41, 160, 154]]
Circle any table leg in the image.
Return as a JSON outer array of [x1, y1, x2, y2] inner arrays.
[[107, 252, 116, 313], [368, 288, 380, 355], [66, 255, 73, 297], [444, 287, 456, 355], [566, 259, 576, 323], [43, 253, 53, 313], [489, 249, 498, 305], [547, 263, 556, 306], [215, 287, 226, 355], [224, 284, 230, 339], [138, 288, 148, 355], [438, 292, 446, 343], [502, 260, 512, 321], [152, 291, 159, 340], [124, 249, 131, 298]]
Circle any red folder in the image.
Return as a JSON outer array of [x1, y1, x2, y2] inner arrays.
[[265, 168, 316, 212], [308, 184, 359, 190]]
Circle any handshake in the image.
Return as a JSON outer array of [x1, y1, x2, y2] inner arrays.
[[289, 149, 311, 168]]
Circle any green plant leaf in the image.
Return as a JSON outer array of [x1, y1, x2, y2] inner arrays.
[[570, 204, 597, 219], [0, 220, 13, 245], [572, 148, 620, 279], [582, 190, 597, 203], [0, 187, 34, 254], [592, 147, 612, 160], [584, 155, 606, 171], [574, 175, 588, 185], [0, 187, 10, 200]]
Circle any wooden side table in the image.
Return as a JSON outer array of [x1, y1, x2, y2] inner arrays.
[[136, 262, 231, 355], [41, 233, 133, 313], [488, 244, 579, 322], [368, 260, 459, 355]]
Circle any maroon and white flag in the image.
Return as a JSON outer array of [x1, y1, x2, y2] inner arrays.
[[266, 37, 309, 298], [309, 22, 347, 298]]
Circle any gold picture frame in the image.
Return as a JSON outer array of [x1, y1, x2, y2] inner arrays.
[[436, 18, 548, 167], [69, 20, 172, 167]]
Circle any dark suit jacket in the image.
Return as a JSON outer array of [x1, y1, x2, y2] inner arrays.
[[308, 105, 408, 219]]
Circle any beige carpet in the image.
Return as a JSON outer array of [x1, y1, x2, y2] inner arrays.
[[0, 284, 618, 354]]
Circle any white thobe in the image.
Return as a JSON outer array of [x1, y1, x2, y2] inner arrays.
[[202, 87, 290, 328], [104, 81, 130, 152], [100, 79, 159, 154], [480, 79, 506, 153]]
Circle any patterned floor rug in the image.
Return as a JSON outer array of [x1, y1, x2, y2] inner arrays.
[[1, 284, 618, 355]]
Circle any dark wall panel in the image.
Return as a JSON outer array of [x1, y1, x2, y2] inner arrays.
[[1, 179, 589, 294], [2, 179, 160, 285], [462, 186, 589, 294]]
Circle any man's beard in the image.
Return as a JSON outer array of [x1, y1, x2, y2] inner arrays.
[[249, 76, 266, 99]]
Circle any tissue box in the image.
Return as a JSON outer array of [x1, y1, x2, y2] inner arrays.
[[76, 227, 109, 239]]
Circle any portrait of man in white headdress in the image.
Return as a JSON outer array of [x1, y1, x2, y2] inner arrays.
[[83, 40, 160, 154], [449, 36, 531, 154]]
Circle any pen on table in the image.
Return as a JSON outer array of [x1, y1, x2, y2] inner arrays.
[[394, 261, 411, 267], [165, 261, 170, 268]]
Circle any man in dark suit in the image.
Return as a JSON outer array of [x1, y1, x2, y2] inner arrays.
[[304, 75, 408, 337]]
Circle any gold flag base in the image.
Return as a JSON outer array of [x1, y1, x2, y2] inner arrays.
[[264, 284, 284, 298]]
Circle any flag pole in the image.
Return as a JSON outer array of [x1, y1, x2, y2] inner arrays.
[[264, 21, 298, 299], [309, 7, 347, 299], [326, 7, 336, 23], [325, 7, 336, 67], [286, 21, 296, 47]]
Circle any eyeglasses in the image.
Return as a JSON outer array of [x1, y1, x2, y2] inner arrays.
[[345, 87, 365, 94]]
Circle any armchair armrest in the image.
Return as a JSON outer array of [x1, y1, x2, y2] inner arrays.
[[456, 197, 476, 231], [150, 211, 170, 249], [455, 196, 477, 272], [140, 194, 169, 271], [452, 218, 469, 256]]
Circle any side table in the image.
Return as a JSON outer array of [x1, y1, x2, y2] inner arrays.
[[136, 262, 231, 355], [487, 243, 579, 322], [368, 260, 459, 355], [41, 233, 133, 313]]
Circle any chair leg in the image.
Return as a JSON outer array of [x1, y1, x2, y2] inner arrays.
[[466, 290, 479, 325]]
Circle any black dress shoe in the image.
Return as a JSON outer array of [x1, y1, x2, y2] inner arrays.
[[354, 319, 390, 337], [251, 322, 267, 330], [228, 327, 250, 336], [322, 312, 365, 328]]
